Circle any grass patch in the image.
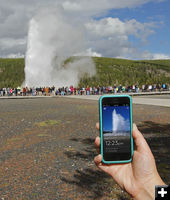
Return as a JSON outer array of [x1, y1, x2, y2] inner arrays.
[[35, 120, 62, 127], [37, 134, 50, 137]]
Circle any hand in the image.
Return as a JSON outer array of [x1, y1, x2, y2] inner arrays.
[[94, 123, 165, 200]]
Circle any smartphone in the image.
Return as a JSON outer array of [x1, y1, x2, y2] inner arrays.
[[99, 95, 133, 164]]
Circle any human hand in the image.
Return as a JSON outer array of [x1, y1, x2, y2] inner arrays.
[[94, 123, 165, 200]]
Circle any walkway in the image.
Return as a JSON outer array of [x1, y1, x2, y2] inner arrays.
[[65, 94, 170, 107]]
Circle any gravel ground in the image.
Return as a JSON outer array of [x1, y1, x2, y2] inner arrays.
[[0, 97, 170, 200]]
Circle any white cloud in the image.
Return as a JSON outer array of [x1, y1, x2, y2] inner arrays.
[[62, 1, 82, 11], [74, 48, 102, 57], [85, 17, 155, 40], [130, 51, 170, 60], [0, 38, 26, 49], [152, 53, 170, 60], [0, 0, 167, 58], [85, 17, 155, 58], [0, 38, 26, 57], [5, 53, 24, 58], [62, 0, 162, 13]]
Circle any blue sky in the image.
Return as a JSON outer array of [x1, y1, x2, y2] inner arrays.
[[105, 1, 170, 57]]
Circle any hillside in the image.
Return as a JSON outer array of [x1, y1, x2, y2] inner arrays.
[[0, 57, 170, 88], [79, 57, 170, 87], [0, 58, 25, 88]]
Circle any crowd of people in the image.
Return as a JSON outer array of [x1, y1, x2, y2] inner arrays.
[[0, 83, 169, 97]]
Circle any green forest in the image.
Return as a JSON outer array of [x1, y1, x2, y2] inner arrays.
[[0, 57, 170, 88]]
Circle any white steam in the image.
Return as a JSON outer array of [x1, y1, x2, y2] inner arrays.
[[24, 6, 96, 87], [112, 109, 129, 135]]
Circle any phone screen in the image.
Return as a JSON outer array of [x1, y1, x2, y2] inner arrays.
[[102, 97, 131, 161]]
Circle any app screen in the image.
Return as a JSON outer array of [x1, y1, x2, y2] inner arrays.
[[102, 104, 131, 159]]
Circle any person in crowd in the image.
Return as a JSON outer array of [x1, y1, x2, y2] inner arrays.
[[135, 85, 139, 93], [142, 84, 145, 92], [162, 83, 166, 90], [0, 82, 170, 97], [0, 88, 3, 96]]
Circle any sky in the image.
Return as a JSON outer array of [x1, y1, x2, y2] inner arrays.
[[102, 106, 130, 133], [0, 0, 170, 60]]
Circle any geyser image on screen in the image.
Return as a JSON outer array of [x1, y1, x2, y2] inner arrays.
[[102, 105, 131, 160]]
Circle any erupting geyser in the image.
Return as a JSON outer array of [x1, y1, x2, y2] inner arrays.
[[24, 6, 96, 87], [112, 109, 129, 135]]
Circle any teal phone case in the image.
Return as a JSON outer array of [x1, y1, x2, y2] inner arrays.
[[99, 95, 133, 164]]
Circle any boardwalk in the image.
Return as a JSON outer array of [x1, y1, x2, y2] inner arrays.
[[65, 94, 170, 107]]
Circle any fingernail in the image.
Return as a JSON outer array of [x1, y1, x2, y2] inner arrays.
[[133, 123, 138, 130], [94, 154, 101, 163]]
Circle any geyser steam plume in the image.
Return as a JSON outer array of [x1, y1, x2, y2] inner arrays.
[[25, 6, 96, 87], [112, 109, 129, 135]]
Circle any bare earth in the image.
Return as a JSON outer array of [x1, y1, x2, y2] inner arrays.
[[0, 97, 170, 200]]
